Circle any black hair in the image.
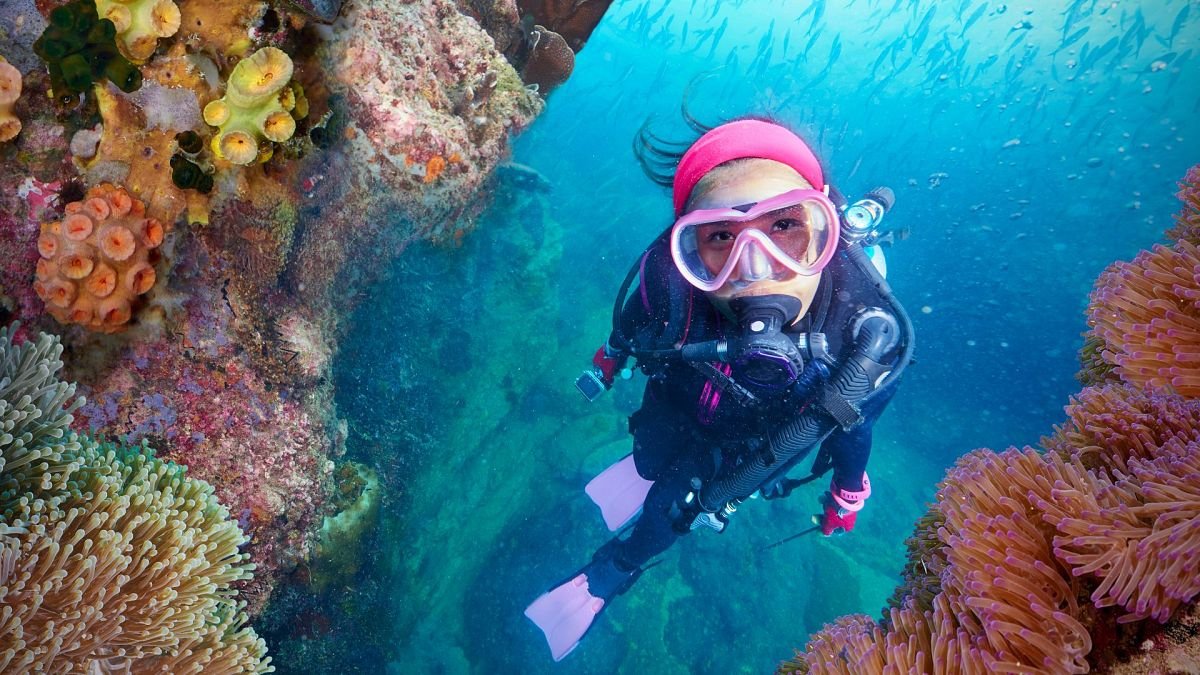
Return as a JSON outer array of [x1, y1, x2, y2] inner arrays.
[[631, 78, 810, 189]]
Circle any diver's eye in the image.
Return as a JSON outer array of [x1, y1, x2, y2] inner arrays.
[[706, 230, 735, 243], [772, 218, 803, 232]]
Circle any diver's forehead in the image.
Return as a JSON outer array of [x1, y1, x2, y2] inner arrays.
[[686, 160, 813, 211]]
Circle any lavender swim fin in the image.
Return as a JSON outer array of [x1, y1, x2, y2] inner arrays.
[[585, 454, 654, 531], [524, 573, 605, 661]]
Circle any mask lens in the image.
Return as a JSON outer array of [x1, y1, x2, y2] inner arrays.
[[671, 192, 837, 290]]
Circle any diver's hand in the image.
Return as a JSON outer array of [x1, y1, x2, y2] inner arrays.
[[759, 477, 803, 500], [592, 345, 621, 388], [819, 493, 857, 536]]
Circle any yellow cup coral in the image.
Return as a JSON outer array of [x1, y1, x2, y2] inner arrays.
[[34, 184, 164, 333], [0, 56, 21, 143], [204, 47, 306, 165], [94, 0, 182, 63]]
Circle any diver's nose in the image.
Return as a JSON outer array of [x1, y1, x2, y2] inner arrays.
[[736, 240, 774, 282]]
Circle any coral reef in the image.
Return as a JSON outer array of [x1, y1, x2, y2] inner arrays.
[[780, 166, 1200, 674], [203, 46, 305, 165], [94, 0, 182, 63], [0, 56, 20, 142], [2, 0, 546, 641], [33, 0, 142, 98], [34, 183, 163, 332], [0, 324, 271, 672]]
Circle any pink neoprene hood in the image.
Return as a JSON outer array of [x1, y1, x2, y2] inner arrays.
[[672, 119, 825, 216]]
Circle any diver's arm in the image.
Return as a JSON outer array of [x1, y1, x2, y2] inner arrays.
[[816, 382, 897, 533]]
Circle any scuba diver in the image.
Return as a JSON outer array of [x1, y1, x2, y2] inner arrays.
[[524, 117, 914, 661]]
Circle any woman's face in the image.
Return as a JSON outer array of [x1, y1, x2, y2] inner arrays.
[[683, 159, 826, 319]]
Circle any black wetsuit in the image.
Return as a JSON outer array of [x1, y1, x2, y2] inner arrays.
[[606, 240, 901, 570]]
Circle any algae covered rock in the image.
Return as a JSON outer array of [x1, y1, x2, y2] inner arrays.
[[312, 461, 382, 590]]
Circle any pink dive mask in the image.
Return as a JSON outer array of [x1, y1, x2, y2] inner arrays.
[[670, 187, 840, 292]]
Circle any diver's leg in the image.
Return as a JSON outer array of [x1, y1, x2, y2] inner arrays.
[[628, 384, 692, 481], [525, 449, 709, 660], [606, 450, 706, 568]]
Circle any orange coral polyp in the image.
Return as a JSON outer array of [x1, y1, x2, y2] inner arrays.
[[98, 297, 132, 326], [36, 259, 57, 281], [84, 197, 112, 220], [151, 0, 182, 36], [45, 280, 77, 308], [261, 111, 296, 143], [62, 254, 95, 280], [142, 218, 164, 246], [107, 189, 133, 217], [64, 214, 95, 240], [68, 305, 92, 324], [38, 235, 59, 258], [220, 131, 259, 165], [125, 262, 156, 294], [86, 264, 118, 298], [100, 226, 137, 261], [103, 4, 134, 31], [235, 48, 294, 101]]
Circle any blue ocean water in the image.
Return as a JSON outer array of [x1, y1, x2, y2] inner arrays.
[[313, 1, 1200, 673]]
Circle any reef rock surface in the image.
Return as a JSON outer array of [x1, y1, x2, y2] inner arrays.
[[0, 0, 542, 614]]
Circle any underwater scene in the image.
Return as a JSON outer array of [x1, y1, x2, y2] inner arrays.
[[0, 0, 1198, 673]]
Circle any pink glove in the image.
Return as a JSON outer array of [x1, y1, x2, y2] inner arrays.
[[821, 474, 871, 536], [820, 497, 857, 535]]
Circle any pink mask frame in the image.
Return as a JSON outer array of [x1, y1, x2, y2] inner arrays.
[[669, 188, 841, 292]]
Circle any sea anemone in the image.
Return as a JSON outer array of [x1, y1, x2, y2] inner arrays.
[[1166, 164, 1200, 244], [0, 325, 272, 673], [1084, 239, 1200, 397]]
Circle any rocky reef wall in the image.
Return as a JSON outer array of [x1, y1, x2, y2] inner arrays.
[[0, 0, 569, 634]]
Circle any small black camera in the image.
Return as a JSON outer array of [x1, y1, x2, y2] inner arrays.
[[575, 369, 607, 402]]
